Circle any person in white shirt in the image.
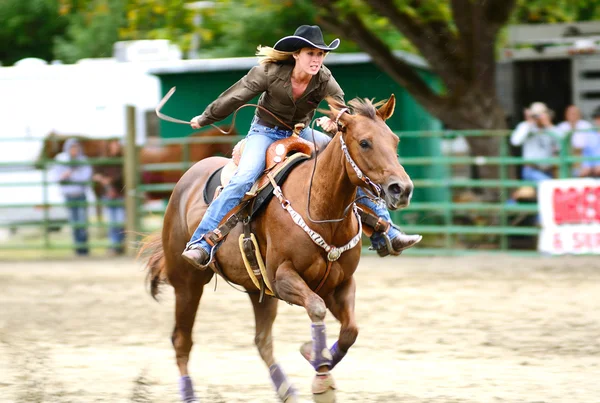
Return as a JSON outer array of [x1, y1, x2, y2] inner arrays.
[[50, 138, 93, 256], [570, 107, 600, 177], [510, 102, 561, 182], [556, 105, 594, 175]]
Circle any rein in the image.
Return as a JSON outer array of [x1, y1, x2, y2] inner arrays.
[[155, 86, 293, 134], [156, 87, 383, 223], [156, 88, 383, 267]]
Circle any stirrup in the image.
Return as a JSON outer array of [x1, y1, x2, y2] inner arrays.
[[369, 224, 403, 257], [185, 238, 217, 266]]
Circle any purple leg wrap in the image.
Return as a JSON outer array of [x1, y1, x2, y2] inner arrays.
[[179, 375, 197, 402], [311, 322, 332, 370], [269, 363, 297, 400], [329, 341, 347, 370]]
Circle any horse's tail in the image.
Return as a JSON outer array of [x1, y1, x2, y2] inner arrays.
[[138, 232, 167, 300]]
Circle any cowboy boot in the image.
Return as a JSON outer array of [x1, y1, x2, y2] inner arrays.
[[371, 225, 422, 257], [182, 244, 211, 269], [356, 207, 421, 257]]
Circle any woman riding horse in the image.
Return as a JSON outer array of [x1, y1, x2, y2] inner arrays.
[[182, 25, 421, 268]]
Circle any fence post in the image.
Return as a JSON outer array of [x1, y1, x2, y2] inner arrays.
[[124, 105, 139, 255]]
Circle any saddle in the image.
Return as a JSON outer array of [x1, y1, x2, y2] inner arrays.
[[202, 132, 314, 301], [203, 134, 314, 206]]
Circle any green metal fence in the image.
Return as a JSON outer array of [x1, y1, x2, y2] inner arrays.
[[393, 129, 599, 255], [2, 119, 598, 258], [130, 127, 600, 256], [0, 136, 125, 257]]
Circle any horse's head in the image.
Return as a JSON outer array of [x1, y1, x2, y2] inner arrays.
[[324, 95, 413, 210], [34, 132, 65, 168]]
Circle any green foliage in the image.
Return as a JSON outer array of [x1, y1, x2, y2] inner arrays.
[[0, 0, 67, 65], [54, 0, 124, 63], [199, 0, 322, 57], [512, 0, 600, 23], [1, 0, 599, 65], [120, 0, 194, 52]]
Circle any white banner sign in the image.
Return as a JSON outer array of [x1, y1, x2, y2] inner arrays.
[[538, 178, 600, 255]]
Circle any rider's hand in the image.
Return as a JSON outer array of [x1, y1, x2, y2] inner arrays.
[[316, 117, 338, 133], [190, 115, 202, 129]]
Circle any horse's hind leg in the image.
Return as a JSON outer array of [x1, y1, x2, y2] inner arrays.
[[249, 292, 298, 402], [275, 262, 336, 403], [300, 277, 358, 370], [172, 268, 214, 403]]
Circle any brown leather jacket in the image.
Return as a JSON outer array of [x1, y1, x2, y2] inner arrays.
[[196, 62, 345, 129]]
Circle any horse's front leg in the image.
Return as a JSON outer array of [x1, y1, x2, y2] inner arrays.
[[300, 276, 358, 370], [275, 262, 336, 403]]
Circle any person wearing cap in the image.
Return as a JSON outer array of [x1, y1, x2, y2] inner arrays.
[[571, 107, 600, 177], [510, 102, 562, 182], [93, 139, 125, 255], [182, 25, 422, 269], [50, 138, 93, 256]]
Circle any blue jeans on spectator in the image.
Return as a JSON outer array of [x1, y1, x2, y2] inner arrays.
[[104, 197, 125, 253], [522, 165, 553, 182], [66, 194, 89, 255], [187, 118, 401, 254]]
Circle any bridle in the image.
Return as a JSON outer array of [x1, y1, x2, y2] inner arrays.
[[304, 107, 383, 225], [335, 108, 382, 198]]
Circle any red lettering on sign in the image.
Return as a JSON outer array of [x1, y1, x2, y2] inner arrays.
[[553, 185, 600, 225], [552, 232, 563, 251]]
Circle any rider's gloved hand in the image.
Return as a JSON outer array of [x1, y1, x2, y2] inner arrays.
[[191, 116, 202, 129], [316, 117, 338, 133]]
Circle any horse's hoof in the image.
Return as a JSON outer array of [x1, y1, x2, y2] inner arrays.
[[283, 394, 300, 403], [299, 341, 312, 362], [313, 388, 336, 403], [312, 373, 336, 403], [278, 387, 298, 403]]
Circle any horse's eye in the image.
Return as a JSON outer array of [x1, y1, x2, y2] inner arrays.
[[359, 140, 370, 149]]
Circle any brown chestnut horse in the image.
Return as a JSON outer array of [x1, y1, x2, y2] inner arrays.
[[36, 127, 238, 221], [140, 96, 413, 402]]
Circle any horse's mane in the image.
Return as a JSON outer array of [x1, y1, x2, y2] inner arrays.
[[323, 97, 385, 120]]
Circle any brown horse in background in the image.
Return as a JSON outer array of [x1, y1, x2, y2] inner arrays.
[[36, 126, 238, 221], [140, 96, 413, 402]]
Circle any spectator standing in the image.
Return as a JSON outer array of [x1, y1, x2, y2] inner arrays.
[[50, 138, 92, 256], [570, 107, 600, 177], [556, 105, 594, 175], [93, 139, 125, 255], [510, 102, 561, 182]]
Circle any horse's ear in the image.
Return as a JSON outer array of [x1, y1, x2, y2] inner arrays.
[[376, 94, 396, 121]]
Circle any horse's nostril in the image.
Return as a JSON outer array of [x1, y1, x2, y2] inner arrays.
[[388, 183, 402, 195]]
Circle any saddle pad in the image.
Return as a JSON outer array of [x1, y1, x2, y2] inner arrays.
[[201, 154, 310, 215], [248, 153, 309, 218], [203, 166, 225, 204]]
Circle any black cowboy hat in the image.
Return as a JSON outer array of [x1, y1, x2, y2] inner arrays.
[[274, 25, 340, 52]]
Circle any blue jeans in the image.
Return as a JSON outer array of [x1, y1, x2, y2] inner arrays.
[[66, 194, 89, 255], [188, 119, 400, 253], [522, 165, 553, 182], [104, 198, 125, 251]]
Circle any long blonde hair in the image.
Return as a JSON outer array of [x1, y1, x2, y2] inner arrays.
[[256, 45, 297, 65]]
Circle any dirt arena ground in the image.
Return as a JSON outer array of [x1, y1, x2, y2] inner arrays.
[[1, 255, 599, 403]]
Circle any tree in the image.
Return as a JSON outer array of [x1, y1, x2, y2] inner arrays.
[[54, 0, 125, 63], [0, 0, 67, 65], [314, 0, 517, 132], [311, 0, 522, 181]]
